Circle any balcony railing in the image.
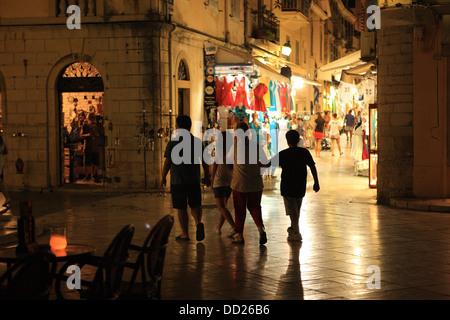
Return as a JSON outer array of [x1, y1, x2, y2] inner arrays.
[[57, 0, 98, 17], [254, 12, 280, 45], [280, 0, 310, 16]]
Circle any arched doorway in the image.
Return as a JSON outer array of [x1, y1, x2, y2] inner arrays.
[[57, 61, 105, 185]]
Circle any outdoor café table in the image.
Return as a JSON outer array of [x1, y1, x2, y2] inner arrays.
[[0, 244, 96, 284]]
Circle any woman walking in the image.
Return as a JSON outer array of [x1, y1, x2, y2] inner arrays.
[[313, 112, 326, 158], [231, 122, 267, 245], [0, 134, 11, 208], [329, 113, 344, 156], [211, 131, 236, 237]]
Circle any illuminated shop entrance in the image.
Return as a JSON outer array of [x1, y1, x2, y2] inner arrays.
[[57, 62, 105, 185]]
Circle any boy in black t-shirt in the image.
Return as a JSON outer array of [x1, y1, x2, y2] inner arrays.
[[267, 130, 320, 242]]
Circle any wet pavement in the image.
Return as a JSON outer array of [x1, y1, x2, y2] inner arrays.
[[1, 140, 450, 301]]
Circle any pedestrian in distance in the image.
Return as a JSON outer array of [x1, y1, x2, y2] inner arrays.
[[344, 109, 356, 143], [313, 112, 326, 158], [211, 131, 237, 238], [160, 115, 211, 242], [263, 130, 320, 242], [329, 113, 344, 156]]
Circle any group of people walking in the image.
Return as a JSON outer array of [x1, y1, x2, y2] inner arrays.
[[312, 109, 360, 158], [160, 115, 320, 245]]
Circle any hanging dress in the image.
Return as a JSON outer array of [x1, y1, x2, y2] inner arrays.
[[215, 76, 223, 106], [268, 80, 278, 112], [277, 118, 290, 152], [249, 83, 268, 112], [279, 83, 289, 114], [288, 85, 294, 111], [221, 77, 235, 107], [234, 77, 249, 108], [260, 78, 272, 111]]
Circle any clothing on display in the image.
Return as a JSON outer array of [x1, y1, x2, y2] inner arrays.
[[221, 77, 235, 107], [279, 84, 289, 113], [350, 125, 364, 162], [268, 80, 278, 112], [215, 76, 223, 106], [217, 106, 229, 130], [260, 78, 271, 111], [250, 82, 268, 112], [234, 77, 249, 108], [277, 118, 290, 152]]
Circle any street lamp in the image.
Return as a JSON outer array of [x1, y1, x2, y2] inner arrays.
[[282, 41, 292, 57]]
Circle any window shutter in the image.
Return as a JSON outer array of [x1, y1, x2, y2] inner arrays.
[[230, 0, 240, 18]]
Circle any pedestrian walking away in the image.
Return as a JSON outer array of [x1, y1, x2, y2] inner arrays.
[[313, 112, 326, 158], [211, 131, 237, 238], [160, 115, 211, 242], [329, 113, 344, 156], [344, 109, 356, 143], [230, 121, 268, 245], [264, 130, 320, 242]]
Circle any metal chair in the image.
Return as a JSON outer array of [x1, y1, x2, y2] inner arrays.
[[55, 224, 135, 300], [0, 253, 57, 300], [123, 215, 174, 300]]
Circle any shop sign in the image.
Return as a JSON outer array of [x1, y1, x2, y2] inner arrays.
[[204, 51, 216, 110]]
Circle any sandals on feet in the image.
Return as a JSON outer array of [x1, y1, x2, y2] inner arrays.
[[175, 235, 190, 242], [196, 222, 205, 241], [259, 231, 267, 245]]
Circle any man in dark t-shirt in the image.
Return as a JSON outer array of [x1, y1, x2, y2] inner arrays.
[[160, 115, 210, 242], [268, 130, 320, 242]]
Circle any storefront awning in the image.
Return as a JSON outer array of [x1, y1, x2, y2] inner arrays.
[[214, 45, 290, 83], [317, 50, 364, 82], [340, 62, 376, 83]]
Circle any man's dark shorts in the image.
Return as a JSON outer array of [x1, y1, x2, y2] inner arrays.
[[170, 183, 202, 210], [213, 186, 232, 199], [85, 152, 99, 166]]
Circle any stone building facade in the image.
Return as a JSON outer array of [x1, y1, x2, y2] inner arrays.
[[0, 0, 330, 191], [376, 3, 450, 202]]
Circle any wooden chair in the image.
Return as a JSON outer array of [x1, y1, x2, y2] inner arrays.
[[55, 224, 135, 300], [122, 215, 174, 300], [0, 253, 56, 300]]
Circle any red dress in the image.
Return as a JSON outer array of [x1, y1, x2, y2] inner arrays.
[[249, 83, 268, 112], [234, 77, 249, 108], [215, 76, 223, 106], [279, 83, 289, 113], [221, 77, 235, 106]]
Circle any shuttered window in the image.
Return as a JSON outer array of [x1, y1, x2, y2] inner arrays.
[[230, 0, 240, 18]]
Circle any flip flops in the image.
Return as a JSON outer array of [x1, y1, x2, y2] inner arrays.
[[175, 235, 190, 242], [196, 222, 205, 241]]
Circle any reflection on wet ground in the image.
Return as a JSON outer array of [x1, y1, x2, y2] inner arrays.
[[2, 142, 450, 300]]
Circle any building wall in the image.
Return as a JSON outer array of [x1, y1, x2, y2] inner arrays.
[[413, 20, 449, 198], [377, 7, 450, 202], [0, 22, 172, 190], [377, 22, 414, 203]]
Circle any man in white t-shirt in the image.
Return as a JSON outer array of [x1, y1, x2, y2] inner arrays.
[[329, 113, 343, 156]]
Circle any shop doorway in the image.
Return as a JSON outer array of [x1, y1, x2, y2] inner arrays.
[[57, 61, 105, 185], [177, 59, 191, 117], [178, 89, 190, 116]]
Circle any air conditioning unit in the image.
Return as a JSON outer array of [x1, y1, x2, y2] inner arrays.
[[360, 31, 376, 62]]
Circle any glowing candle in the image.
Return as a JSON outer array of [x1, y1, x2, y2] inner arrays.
[[50, 226, 67, 250]]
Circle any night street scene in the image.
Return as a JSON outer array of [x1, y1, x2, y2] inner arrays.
[[0, 0, 449, 313]]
